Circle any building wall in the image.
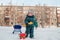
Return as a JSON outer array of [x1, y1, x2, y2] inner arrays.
[[0, 6, 59, 27]]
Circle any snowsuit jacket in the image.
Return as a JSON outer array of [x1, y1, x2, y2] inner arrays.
[[25, 15, 38, 28]]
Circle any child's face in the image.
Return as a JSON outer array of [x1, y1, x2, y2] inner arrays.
[[28, 12, 33, 16]]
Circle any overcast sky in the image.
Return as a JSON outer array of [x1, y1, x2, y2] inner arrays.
[[0, 0, 59, 6]]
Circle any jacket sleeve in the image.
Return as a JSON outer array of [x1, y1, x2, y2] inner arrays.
[[24, 16, 28, 24], [34, 17, 38, 28]]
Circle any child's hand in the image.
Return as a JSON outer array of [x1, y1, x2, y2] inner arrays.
[[28, 22, 33, 24]]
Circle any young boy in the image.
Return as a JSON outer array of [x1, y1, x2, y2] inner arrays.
[[24, 10, 38, 38]]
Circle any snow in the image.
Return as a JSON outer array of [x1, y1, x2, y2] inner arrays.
[[0, 26, 60, 40]]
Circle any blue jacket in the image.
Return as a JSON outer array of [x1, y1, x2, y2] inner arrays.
[[13, 25, 22, 29]]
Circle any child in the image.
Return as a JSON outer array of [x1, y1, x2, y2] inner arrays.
[[24, 10, 38, 38], [12, 24, 22, 34]]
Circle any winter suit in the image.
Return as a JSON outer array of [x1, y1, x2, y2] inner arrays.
[[24, 15, 38, 38]]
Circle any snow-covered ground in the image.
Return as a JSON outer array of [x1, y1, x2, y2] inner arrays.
[[0, 26, 60, 40]]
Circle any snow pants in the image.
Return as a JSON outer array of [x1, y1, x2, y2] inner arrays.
[[25, 25, 34, 38]]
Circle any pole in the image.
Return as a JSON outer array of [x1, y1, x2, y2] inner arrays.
[[41, 5, 45, 28], [56, 7, 58, 27], [9, 0, 12, 25]]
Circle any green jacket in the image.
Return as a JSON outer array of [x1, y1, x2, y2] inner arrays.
[[24, 15, 38, 28]]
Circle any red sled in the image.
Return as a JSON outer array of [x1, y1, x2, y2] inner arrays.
[[19, 33, 26, 40]]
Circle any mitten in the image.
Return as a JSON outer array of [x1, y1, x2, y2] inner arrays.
[[28, 22, 33, 25]]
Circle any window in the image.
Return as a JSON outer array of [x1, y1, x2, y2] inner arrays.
[[4, 17, 10, 25]]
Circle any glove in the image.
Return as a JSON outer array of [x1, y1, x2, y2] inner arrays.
[[28, 22, 33, 25]]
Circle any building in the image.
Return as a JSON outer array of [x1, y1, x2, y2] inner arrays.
[[0, 5, 59, 27]]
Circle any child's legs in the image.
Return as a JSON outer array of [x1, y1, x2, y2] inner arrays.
[[25, 27, 30, 37], [30, 27, 34, 38]]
